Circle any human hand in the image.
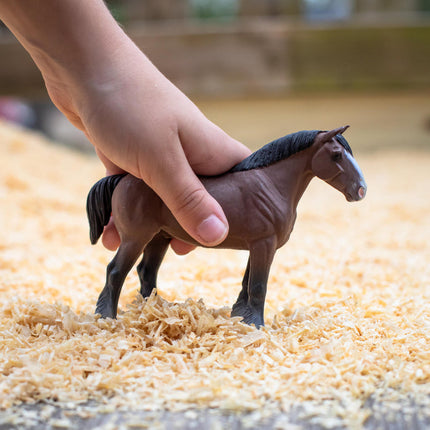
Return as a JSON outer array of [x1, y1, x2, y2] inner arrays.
[[0, 0, 250, 254], [48, 48, 250, 253]]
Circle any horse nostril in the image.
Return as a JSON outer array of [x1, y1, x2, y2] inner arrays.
[[358, 187, 366, 199]]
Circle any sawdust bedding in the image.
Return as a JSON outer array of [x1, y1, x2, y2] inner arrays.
[[0, 121, 429, 428]]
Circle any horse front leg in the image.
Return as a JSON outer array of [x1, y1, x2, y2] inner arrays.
[[136, 232, 171, 298], [96, 239, 144, 319], [233, 238, 276, 328]]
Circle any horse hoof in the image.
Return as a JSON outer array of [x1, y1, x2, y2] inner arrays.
[[231, 300, 248, 318], [242, 314, 265, 329], [231, 303, 264, 328], [140, 286, 156, 298], [95, 298, 117, 319], [95, 306, 116, 319]]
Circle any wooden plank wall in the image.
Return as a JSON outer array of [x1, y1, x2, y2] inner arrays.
[[0, 20, 429, 98]]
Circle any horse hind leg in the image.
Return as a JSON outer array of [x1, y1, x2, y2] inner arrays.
[[231, 258, 250, 318], [136, 233, 170, 298], [96, 239, 144, 319]]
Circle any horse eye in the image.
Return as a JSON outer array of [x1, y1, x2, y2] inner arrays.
[[332, 152, 342, 162]]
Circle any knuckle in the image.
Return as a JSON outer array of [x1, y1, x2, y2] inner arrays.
[[173, 185, 207, 218]]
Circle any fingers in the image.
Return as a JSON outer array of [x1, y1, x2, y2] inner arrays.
[[101, 217, 120, 251], [141, 138, 229, 247], [95, 148, 126, 176], [88, 81, 250, 250], [180, 111, 251, 175], [96, 150, 124, 251], [101, 217, 198, 255], [161, 178, 228, 246], [170, 239, 196, 255]]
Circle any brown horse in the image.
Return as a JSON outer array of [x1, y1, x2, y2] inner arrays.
[[87, 126, 366, 327]]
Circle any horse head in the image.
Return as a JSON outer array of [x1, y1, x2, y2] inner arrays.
[[311, 126, 367, 202]]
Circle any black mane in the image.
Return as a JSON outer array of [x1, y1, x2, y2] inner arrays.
[[229, 130, 352, 173]]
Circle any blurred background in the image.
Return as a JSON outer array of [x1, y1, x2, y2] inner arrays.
[[1, 0, 429, 152]]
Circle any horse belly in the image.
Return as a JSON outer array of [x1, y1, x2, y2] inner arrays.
[[159, 172, 285, 250], [159, 182, 276, 250], [159, 208, 251, 250]]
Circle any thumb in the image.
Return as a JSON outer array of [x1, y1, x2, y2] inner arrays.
[[143, 143, 229, 247]]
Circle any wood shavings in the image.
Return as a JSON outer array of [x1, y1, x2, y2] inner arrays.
[[0, 121, 430, 428]]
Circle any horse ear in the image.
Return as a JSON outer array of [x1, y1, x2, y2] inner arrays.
[[323, 125, 350, 142]]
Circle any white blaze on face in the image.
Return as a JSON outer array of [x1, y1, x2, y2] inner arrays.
[[345, 150, 366, 199]]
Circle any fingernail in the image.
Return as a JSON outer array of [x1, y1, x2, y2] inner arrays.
[[196, 215, 228, 245]]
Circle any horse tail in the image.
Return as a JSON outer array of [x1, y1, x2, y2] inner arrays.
[[86, 174, 127, 245]]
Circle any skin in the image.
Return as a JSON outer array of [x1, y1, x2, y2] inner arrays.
[[0, 0, 250, 254], [88, 127, 367, 327]]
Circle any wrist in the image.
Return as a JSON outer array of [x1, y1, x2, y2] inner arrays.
[[0, 0, 131, 86]]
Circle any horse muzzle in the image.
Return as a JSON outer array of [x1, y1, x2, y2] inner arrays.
[[346, 182, 367, 202]]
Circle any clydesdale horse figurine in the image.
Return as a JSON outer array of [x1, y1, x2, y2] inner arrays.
[[87, 126, 366, 327]]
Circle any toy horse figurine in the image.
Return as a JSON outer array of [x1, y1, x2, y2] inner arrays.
[[87, 126, 366, 327]]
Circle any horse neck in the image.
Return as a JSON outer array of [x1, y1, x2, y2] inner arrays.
[[262, 148, 315, 208]]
